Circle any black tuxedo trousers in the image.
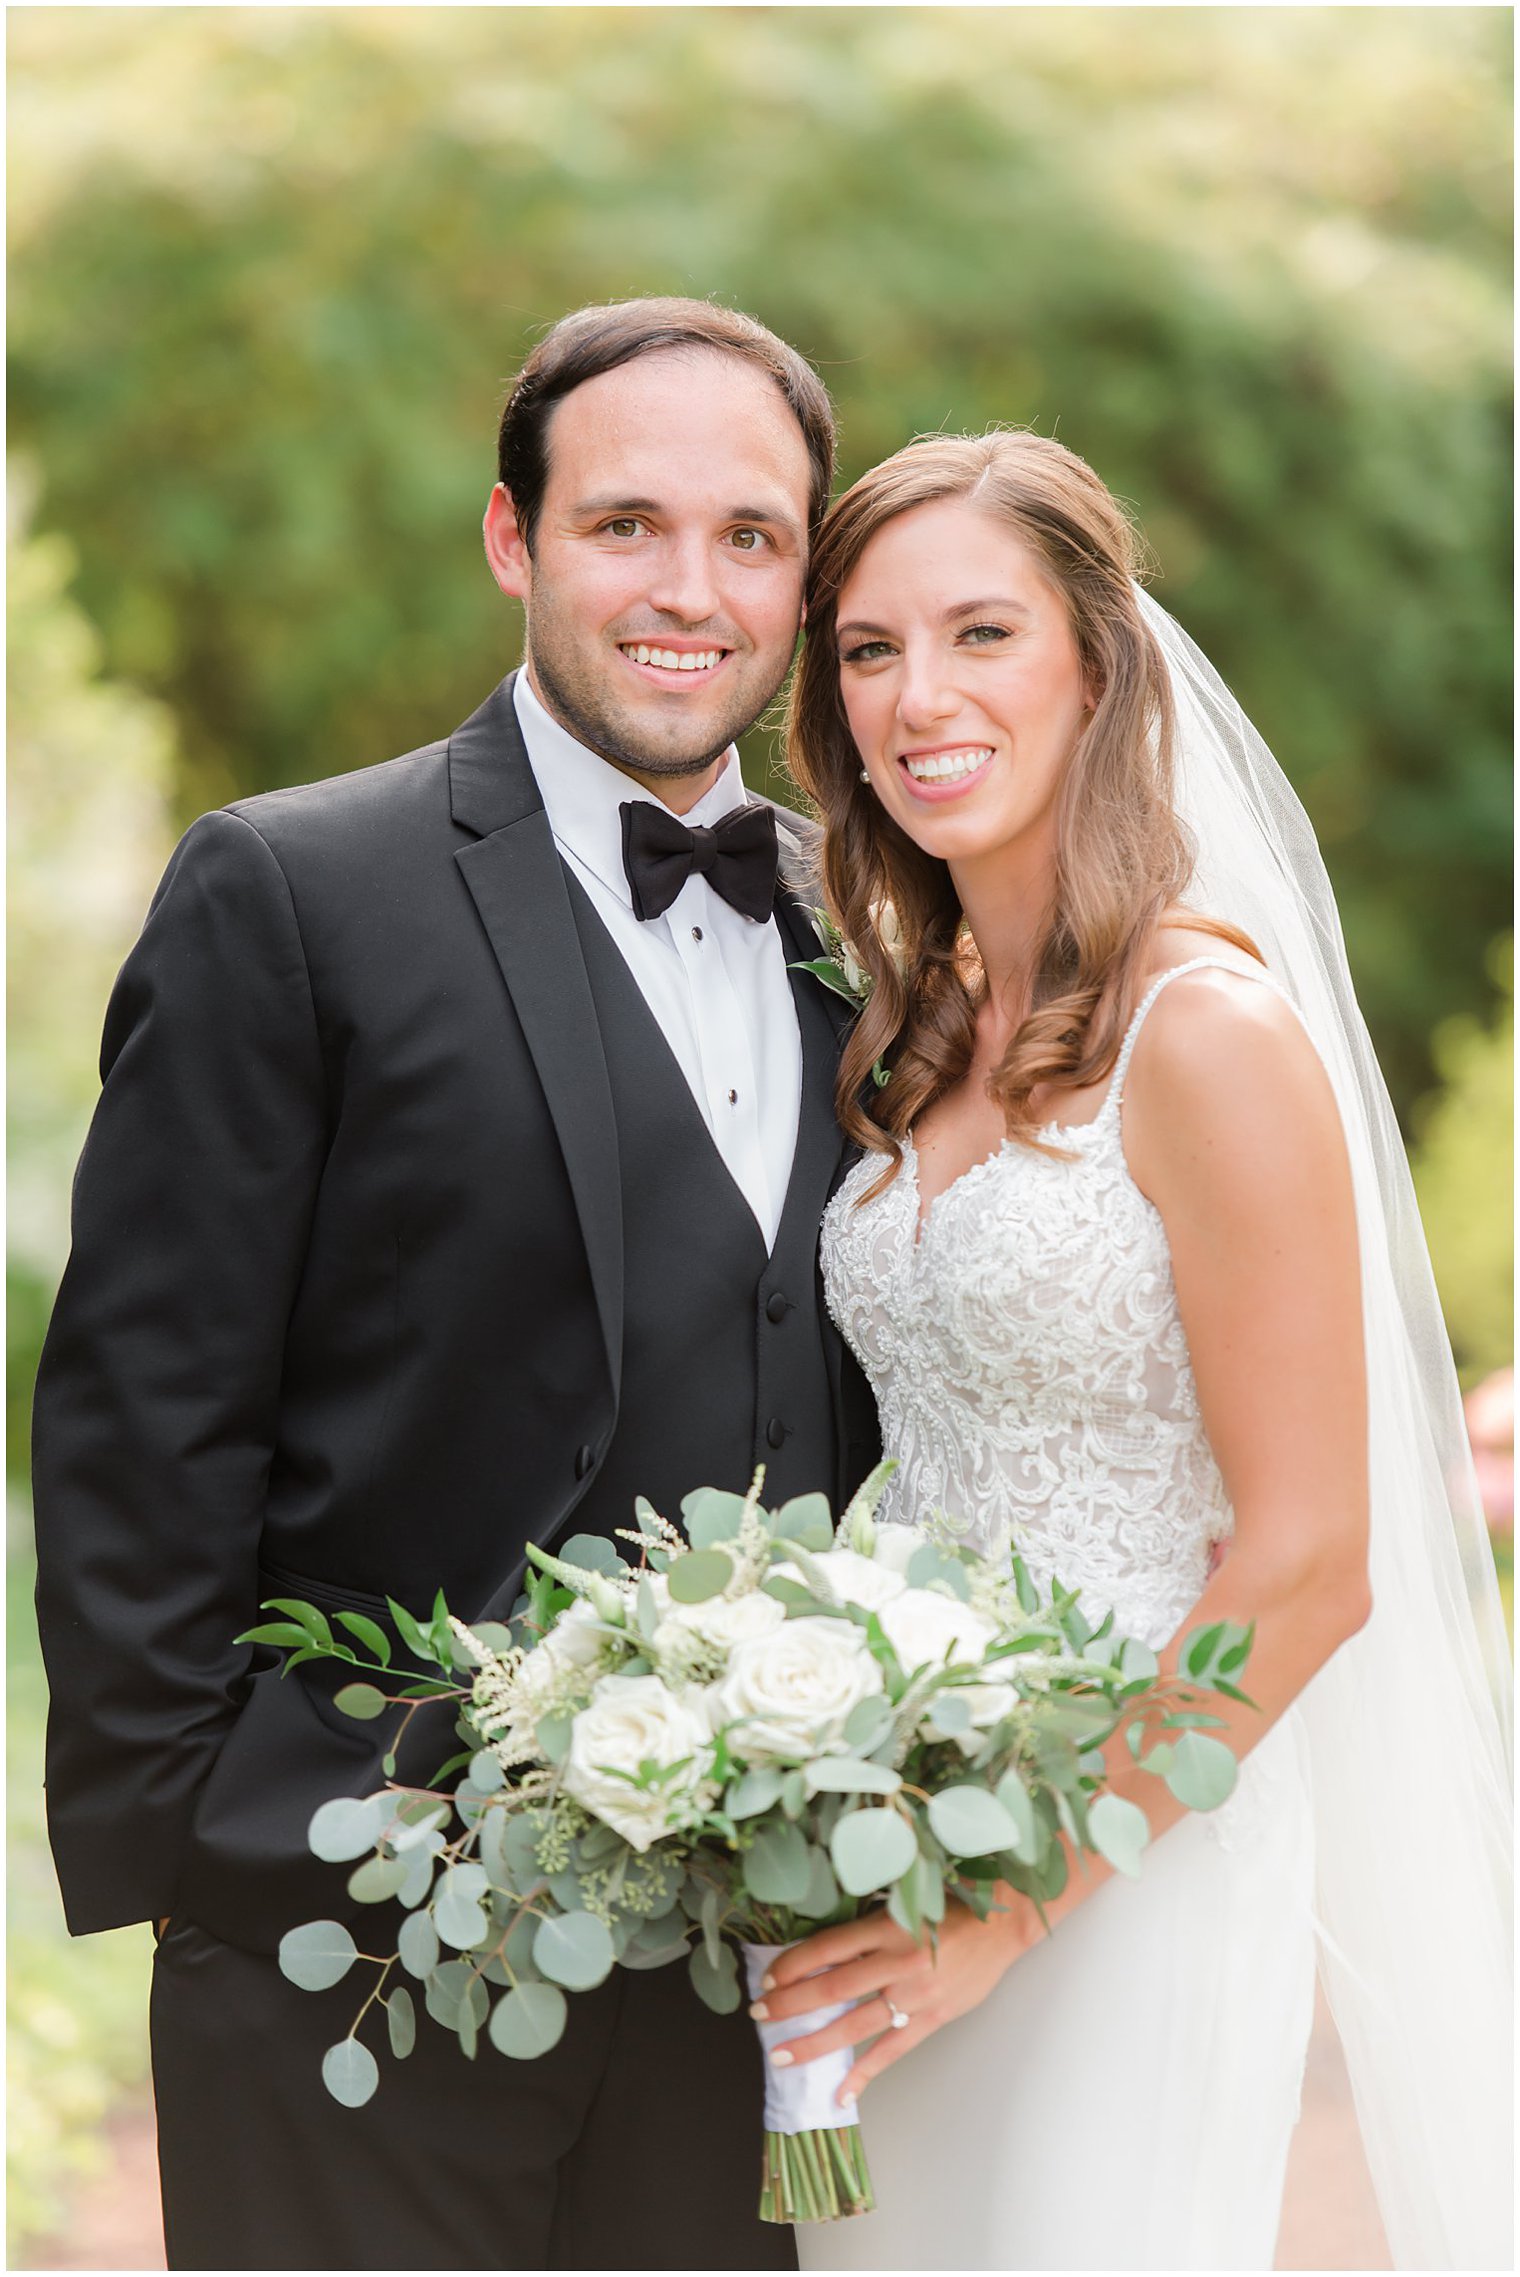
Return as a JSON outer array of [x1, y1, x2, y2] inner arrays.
[[34, 676, 877, 2267]]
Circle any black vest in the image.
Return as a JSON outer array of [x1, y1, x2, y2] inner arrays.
[[564, 873, 845, 1543]]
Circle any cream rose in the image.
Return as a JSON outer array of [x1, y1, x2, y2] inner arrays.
[[877, 1588, 998, 1676], [561, 1673, 715, 1851], [651, 1583, 786, 1664], [868, 1524, 925, 1577], [771, 1546, 907, 1614], [713, 1616, 884, 1761]]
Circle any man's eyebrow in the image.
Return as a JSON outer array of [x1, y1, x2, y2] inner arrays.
[[570, 495, 662, 519], [569, 494, 805, 541]]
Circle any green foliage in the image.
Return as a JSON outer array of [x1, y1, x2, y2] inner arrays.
[[1411, 938, 1513, 1381], [7, 10, 1510, 1116], [7, 1545, 153, 2260], [6, 480, 176, 1481]]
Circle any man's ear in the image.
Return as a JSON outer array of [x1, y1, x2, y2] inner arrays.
[[484, 484, 532, 600]]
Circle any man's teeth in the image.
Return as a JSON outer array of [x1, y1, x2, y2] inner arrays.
[[903, 747, 994, 782], [621, 645, 726, 671]]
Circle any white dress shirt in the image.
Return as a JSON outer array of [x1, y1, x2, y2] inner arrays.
[[515, 673, 803, 1251]]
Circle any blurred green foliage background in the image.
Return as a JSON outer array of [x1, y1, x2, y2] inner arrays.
[[7, 8, 1511, 2258]]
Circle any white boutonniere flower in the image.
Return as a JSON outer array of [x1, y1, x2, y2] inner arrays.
[[792, 906, 904, 1091]]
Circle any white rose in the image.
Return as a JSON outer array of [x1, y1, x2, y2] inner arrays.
[[714, 1616, 884, 1761], [562, 1674, 715, 1851], [652, 1586, 786, 1663], [861, 1524, 923, 1578], [771, 1547, 907, 1614], [877, 1588, 998, 1677]]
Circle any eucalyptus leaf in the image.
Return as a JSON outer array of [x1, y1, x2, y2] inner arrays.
[[745, 1819, 811, 1905], [1164, 1729, 1238, 1811], [397, 1909, 440, 1980], [770, 1493, 834, 1552], [666, 1548, 733, 1605], [726, 1764, 784, 1820], [468, 1750, 506, 1793], [489, 1980, 569, 2059], [387, 1985, 417, 2059], [842, 1696, 895, 1752], [780, 1770, 807, 1820], [348, 1851, 410, 1903], [803, 1757, 901, 1795], [557, 1533, 627, 1577], [926, 1785, 1018, 1858], [397, 1849, 437, 1913], [308, 1794, 390, 1863], [321, 2038, 379, 2109], [906, 1546, 972, 1601], [438, 1861, 489, 1905], [533, 1910, 616, 1991], [1088, 1792, 1151, 1879], [426, 1960, 488, 2034], [636, 1575, 660, 1642], [434, 1889, 490, 1949], [688, 1938, 741, 2013], [681, 1488, 749, 1549], [334, 1681, 389, 1721], [994, 1771, 1042, 1864], [829, 1807, 917, 1896], [278, 1919, 359, 1992], [794, 1842, 842, 1920], [536, 1710, 574, 1766]]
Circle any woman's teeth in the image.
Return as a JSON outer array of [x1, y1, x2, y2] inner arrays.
[[620, 645, 726, 672], [902, 747, 993, 783]]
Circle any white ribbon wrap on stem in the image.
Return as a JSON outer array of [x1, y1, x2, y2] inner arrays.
[[742, 1942, 861, 2133]]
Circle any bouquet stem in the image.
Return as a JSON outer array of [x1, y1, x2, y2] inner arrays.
[[761, 2124, 875, 2222], [743, 1942, 877, 2225]]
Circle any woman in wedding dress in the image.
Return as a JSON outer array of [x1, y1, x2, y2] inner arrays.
[[760, 431, 1511, 2271]]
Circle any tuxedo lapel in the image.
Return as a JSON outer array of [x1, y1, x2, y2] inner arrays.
[[450, 676, 623, 1393]]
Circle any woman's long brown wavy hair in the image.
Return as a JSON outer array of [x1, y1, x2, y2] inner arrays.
[[786, 430, 1256, 1185]]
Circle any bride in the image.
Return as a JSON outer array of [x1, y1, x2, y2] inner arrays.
[[758, 432, 1511, 2270]]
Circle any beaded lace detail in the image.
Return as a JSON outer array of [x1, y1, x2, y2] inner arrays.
[[823, 957, 1296, 1650]]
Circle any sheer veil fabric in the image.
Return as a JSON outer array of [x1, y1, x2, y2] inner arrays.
[[1138, 590, 1512, 2269]]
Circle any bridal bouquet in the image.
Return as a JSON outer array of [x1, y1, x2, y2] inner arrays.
[[250, 1465, 1252, 2223]]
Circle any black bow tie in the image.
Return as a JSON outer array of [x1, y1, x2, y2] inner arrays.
[[620, 799, 780, 925]]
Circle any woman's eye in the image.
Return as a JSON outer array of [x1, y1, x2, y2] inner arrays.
[[961, 622, 1010, 645], [728, 527, 769, 552], [840, 639, 894, 665]]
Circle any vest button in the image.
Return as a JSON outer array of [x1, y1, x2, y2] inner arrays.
[[765, 1417, 786, 1450], [574, 1443, 596, 1480], [765, 1291, 789, 1324]]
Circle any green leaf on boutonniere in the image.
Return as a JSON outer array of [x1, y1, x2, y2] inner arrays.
[[790, 955, 858, 1003]]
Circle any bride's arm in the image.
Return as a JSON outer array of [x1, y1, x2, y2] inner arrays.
[[759, 967, 1372, 2100]]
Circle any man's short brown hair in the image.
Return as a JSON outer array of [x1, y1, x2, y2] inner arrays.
[[497, 297, 836, 552]]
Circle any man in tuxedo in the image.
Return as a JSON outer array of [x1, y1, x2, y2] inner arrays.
[[33, 297, 877, 2270]]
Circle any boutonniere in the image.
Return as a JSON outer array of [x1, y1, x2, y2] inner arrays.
[[792, 907, 898, 1089]]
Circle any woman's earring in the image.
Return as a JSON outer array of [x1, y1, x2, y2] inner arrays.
[[859, 768, 871, 784]]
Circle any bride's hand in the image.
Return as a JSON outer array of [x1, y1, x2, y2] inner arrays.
[[751, 1890, 1044, 2105]]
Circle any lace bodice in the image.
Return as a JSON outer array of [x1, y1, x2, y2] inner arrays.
[[823, 958, 1292, 1649]]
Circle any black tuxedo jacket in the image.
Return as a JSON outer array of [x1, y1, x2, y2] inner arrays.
[[33, 674, 875, 1951]]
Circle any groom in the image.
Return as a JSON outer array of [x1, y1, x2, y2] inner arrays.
[[32, 298, 877, 2269]]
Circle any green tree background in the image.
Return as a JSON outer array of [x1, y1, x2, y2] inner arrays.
[[6, 8, 1511, 2256]]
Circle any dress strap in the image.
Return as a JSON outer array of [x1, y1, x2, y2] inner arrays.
[[1107, 955, 1294, 1117]]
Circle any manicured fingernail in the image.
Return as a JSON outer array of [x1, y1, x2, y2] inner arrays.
[[762, 1973, 776, 1991], [769, 2049, 794, 2069], [749, 2000, 770, 2020]]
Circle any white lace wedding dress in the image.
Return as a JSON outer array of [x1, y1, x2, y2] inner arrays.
[[805, 959, 1317, 2273]]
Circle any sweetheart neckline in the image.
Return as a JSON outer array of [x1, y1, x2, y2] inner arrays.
[[903, 1120, 1113, 1248]]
